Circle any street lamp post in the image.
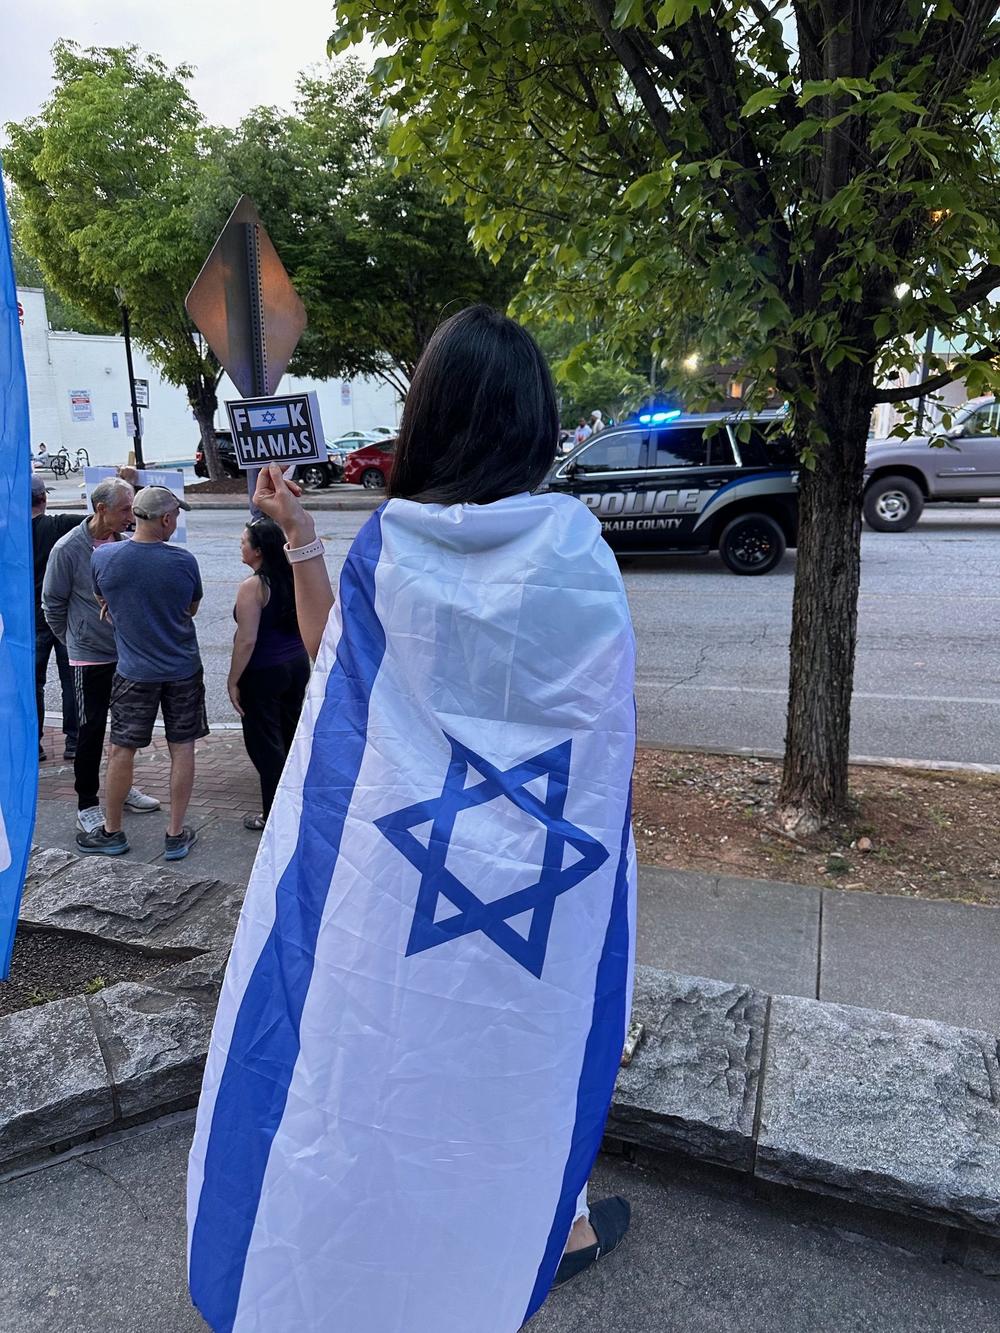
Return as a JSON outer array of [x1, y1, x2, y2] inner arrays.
[[114, 289, 144, 468]]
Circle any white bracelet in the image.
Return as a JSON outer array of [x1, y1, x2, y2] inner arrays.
[[284, 537, 325, 564]]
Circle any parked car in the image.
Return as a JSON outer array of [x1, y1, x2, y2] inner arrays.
[[863, 396, 1000, 531], [297, 446, 351, 489], [194, 431, 241, 479], [342, 439, 397, 489], [541, 412, 798, 574]]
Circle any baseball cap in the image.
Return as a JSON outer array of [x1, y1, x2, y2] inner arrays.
[[30, 474, 52, 500], [132, 485, 192, 518]]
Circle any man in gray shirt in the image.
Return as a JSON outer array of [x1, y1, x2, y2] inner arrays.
[[89, 485, 207, 861], [42, 476, 159, 839]]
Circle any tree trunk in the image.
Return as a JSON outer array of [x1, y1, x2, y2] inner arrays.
[[188, 378, 223, 481], [777, 363, 874, 834]]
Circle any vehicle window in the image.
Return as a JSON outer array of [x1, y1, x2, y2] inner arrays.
[[959, 402, 1000, 436], [653, 428, 709, 468], [574, 432, 643, 472], [710, 432, 737, 466], [739, 424, 797, 466]]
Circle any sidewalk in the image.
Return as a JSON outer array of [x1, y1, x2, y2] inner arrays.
[[35, 726, 1000, 1033], [45, 486, 383, 513]]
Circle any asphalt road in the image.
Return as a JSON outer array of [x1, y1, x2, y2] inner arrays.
[[2, 1115, 997, 1333], [44, 502, 1000, 766]]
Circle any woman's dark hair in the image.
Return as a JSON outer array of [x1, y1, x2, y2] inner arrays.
[[389, 305, 560, 504], [245, 518, 298, 633]]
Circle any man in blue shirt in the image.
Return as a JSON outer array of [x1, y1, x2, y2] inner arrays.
[[86, 486, 208, 860]]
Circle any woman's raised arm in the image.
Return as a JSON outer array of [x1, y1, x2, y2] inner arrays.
[[252, 464, 333, 660]]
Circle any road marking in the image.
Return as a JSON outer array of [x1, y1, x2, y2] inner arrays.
[[635, 681, 1000, 707]]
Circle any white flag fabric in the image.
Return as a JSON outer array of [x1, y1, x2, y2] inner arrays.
[[188, 491, 637, 1333]]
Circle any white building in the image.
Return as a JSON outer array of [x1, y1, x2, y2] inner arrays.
[[17, 287, 401, 467]]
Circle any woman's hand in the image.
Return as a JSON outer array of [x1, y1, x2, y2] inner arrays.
[[253, 464, 315, 547], [227, 679, 244, 718]]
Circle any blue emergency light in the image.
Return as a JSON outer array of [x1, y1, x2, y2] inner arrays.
[[637, 409, 682, 425]]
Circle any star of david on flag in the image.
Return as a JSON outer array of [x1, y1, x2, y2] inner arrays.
[[375, 735, 609, 978], [247, 404, 290, 429]]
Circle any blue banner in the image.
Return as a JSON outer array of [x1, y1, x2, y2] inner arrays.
[[0, 169, 36, 977]]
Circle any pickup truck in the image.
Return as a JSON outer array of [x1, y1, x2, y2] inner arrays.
[[864, 396, 1000, 531]]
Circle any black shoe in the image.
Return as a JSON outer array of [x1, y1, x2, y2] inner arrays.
[[76, 826, 130, 857], [164, 826, 198, 861], [39, 745, 47, 762], [63, 738, 77, 760], [552, 1196, 631, 1289]]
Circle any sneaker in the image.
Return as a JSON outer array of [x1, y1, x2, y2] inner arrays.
[[124, 786, 161, 813], [63, 740, 77, 760], [76, 806, 105, 836], [164, 826, 198, 861], [76, 826, 130, 856]]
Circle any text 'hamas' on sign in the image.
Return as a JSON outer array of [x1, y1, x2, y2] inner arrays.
[[225, 392, 327, 469]]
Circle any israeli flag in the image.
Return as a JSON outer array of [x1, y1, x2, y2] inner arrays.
[[0, 170, 36, 978], [247, 404, 290, 430], [188, 492, 636, 1332]]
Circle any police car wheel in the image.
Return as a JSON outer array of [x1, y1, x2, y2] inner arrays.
[[718, 513, 786, 575], [361, 469, 386, 489], [862, 476, 923, 532]]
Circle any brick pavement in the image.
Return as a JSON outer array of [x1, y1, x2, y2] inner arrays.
[[37, 723, 260, 822]]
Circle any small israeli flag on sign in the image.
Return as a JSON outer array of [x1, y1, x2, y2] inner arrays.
[[247, 404, 291, 430], [188, 492, 636, 1333]]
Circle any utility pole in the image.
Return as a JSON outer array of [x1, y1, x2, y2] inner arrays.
[[118, 298, 145, 468]]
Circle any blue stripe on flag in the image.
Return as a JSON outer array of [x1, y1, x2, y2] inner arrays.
[[189, 509, 387, 1332], [523, 788, 633, 1323], [0, 168, 37, 979]]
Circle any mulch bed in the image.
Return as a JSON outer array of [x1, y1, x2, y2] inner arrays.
[[0, 929, 172, 1018], [632, 747, 1000, 906], [186, 477, 251, 495]]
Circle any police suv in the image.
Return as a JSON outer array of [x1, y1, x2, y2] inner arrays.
[[542, 411, 798, 575]]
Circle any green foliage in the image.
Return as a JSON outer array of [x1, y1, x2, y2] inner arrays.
[[4, 42, 221, 428], [329, 3, 1000, 433], [8, 194, 107, 333], [205, 62, 522, 392], [7, 47, 520, 423]]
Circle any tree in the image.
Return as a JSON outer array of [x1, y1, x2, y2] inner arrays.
[[7, 191, 107, 334], [331, 2, 1000, 830], [530, 321, 652, 424], [4, 43, 230, 477], [207, 62, 523, 399]]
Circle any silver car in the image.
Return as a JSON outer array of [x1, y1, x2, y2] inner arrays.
[[864, 396, 1000, 530]]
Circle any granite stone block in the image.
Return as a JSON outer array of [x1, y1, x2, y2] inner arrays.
[[756, 996, 1000, 1236], [607, 964, 767, 1170], [0, 996, 113, 1163]]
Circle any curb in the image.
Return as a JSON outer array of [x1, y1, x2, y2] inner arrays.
[[46, 492, 384, 514], [3, 850, 999, 1240], [610, 966, 1000, 1238], [636, 739, 1000, 778]]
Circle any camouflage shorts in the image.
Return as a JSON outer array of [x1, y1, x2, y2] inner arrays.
[[109, 669, 209, 749]]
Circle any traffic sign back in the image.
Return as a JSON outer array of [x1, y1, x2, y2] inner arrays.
[[186, 196, 307, 397]]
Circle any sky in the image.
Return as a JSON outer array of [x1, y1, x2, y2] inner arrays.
[[0, 0, 373, 131]]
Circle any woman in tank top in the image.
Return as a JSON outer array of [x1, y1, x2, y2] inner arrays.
[[228, 516, 310, 830]]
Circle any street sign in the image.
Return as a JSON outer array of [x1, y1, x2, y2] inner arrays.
[[134, 378, 149, 408], [225, 392, 327, 469], [124, 410, 143, 438], [185, 196, 307, 398]]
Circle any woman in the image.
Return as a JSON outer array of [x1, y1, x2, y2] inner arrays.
[[189, 307, 637, 1333], [227, 517, 309, 830]]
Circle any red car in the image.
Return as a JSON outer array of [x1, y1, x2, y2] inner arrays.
[[343, 439, 396, 489]]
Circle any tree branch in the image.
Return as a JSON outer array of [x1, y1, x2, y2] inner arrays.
[[873, 342, 999, 403], [939, 263, 1000, 319]]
